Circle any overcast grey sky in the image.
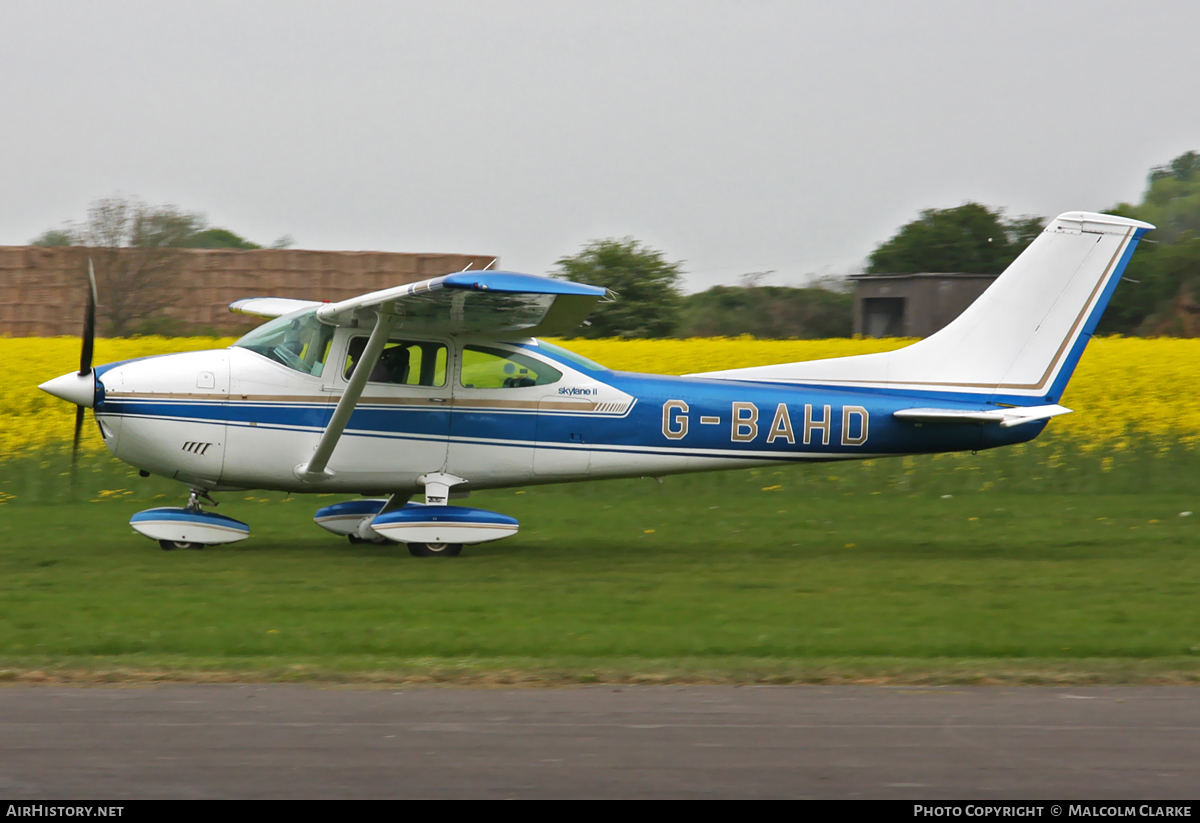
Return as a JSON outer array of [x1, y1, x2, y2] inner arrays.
[[2, 0, 1197, 291]]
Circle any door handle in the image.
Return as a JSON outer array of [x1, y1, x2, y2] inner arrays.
[[428, 397, 447, 403]]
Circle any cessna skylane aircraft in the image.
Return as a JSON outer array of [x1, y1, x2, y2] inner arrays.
[[39, 211, 1152, 556]]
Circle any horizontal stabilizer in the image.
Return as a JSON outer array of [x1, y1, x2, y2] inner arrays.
[[893, 404, 1072, 428]]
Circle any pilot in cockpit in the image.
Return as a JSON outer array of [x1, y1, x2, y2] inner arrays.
[[370, 345, 410, 384]]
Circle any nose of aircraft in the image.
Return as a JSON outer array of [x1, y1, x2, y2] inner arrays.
[[39, 371, 96, 408]]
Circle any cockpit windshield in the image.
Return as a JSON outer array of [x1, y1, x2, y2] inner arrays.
[[233, 309, 336, 376]]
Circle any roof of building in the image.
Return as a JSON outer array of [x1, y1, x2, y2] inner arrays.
[[848, 272, 999, 281]]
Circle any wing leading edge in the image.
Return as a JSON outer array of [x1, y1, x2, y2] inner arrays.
[[228, 271, 607, 336], [317, 271, 606, 336]]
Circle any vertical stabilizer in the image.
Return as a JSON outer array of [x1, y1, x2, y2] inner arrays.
[[699, 212, 1154, 402]]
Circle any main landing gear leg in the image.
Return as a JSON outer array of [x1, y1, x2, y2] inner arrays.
[[347, 493, 407, 545], [403, 473, 469, 558]]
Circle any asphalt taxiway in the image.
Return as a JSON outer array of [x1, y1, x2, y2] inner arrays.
[[0, 684, 1196, 799]]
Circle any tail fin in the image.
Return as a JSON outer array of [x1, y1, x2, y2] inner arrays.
[[700, 211, 1153, 403]]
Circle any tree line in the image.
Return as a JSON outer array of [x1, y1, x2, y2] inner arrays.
[[550, 237, 853, 339], [851, 151, 1200, 336], [30, 152, 1200, 337], [554, 151, 1200, 339], [31, 197, 289, 336]]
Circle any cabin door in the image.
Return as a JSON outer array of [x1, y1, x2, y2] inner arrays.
[[323, 332, 452, 484]]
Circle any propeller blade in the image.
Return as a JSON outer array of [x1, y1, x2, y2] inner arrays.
[[71, 259, 98, 490], [71, 404, 85, 480], [79, 258, 97, 376]]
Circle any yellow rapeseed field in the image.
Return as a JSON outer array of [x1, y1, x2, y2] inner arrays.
[[4, 335, 1198, 456], [559, 336, 1200, 449], [4, 336, 236, 455]]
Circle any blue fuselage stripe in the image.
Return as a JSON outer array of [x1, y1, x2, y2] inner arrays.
[[99, 369, 1042, 458]]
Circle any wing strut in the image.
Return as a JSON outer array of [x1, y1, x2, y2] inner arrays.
[[294, 309, 397, 483]]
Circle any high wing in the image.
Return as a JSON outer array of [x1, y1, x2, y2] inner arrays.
[[317, 271, 607, 337], [226, 271, 608, 484], [893, 404, 1072, 428], [228, 271, 607, 336]]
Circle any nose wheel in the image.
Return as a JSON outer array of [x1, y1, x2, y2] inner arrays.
[[130, 488, 250, 550]]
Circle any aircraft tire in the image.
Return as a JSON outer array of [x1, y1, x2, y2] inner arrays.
[[347, 534, 387, 545], [407, 542, 463, 558], [159, 540, 205, 551]]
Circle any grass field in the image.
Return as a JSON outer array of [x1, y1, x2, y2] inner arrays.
[[2, 446, 1198, 685]]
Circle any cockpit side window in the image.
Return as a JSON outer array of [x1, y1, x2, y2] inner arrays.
[[344, 337, 448, 387], [233, 309, 335, 377], [459, 346, 562, 389]]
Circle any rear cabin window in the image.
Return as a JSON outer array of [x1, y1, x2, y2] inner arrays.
[[459, 346, 562, 389], [344, 338, 448, 387]]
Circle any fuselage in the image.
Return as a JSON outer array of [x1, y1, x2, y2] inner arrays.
[[88, 327, 1041, 496]]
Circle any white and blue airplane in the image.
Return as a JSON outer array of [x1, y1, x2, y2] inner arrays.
[[39, 211, 1152, 556]]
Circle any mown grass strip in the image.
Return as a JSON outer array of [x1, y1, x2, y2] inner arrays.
[[1, 446, 1198, 684]]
